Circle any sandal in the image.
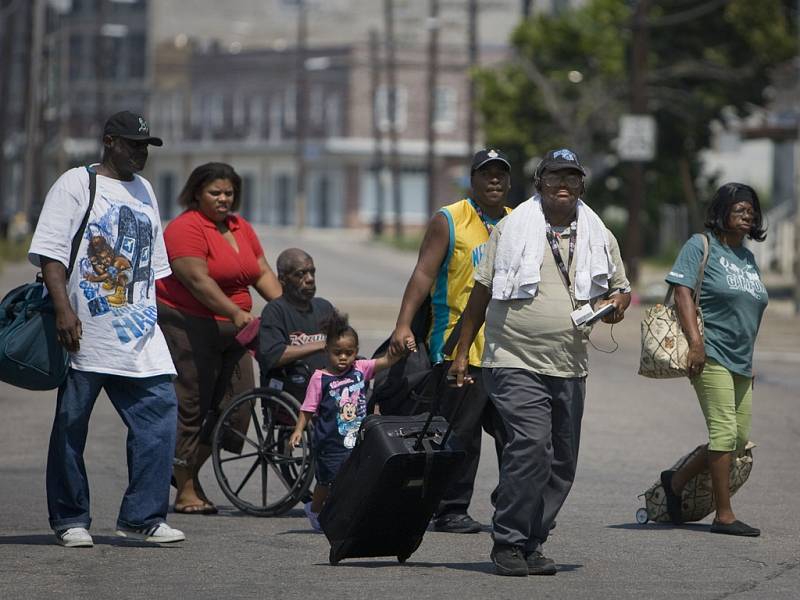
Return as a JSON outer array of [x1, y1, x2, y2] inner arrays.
[[173, 503, 218, 515], [710, 520, 760, 537]]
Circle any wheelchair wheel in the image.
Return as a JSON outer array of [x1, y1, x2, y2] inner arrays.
[[211, 387, 314, 516]]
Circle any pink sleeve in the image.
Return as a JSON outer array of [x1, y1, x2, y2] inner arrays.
[[355, 359, 377, 382], [300, 370, 323, 413]]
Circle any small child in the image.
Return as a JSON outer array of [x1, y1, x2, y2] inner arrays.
[[289, 310, 413, 532]]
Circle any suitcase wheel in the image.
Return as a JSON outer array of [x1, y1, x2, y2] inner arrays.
[[397, 554, 409, 564], [635, 508, 649, 524], [329, 546, 340, 566]]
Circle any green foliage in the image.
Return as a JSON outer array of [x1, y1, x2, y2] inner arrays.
[[476, 0, 630, 205], [476, 0, 797, 252]]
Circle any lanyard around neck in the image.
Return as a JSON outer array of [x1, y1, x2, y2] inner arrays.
[[545, 221, 577, 303], [468, 198, 500, 236]]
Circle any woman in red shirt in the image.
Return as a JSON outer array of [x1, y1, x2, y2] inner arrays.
[[157, 162, 281, 514]]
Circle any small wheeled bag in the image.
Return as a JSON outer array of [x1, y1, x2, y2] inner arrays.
[[0, 167, 96, 390], [635, 442, 755, 524]]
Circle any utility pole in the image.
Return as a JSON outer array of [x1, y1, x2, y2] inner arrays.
[[425, 0, 440, 217], [295, 0, 308, 229], [794, 0, 800, 314], [383, 0, 403, 238], [94, 0, 106, 139], [56, 10, 70, 176], [624, 0, 649, 285], [0, 0, 20, 212], [521, 0, 533, 19], [368, 29, 386, 236], [466, 0, 478, 158], [21, 0, 45, 224]]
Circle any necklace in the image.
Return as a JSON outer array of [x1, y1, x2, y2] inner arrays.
[[468, 198, 501, 235]]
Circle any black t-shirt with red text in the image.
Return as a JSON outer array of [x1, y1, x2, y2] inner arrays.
[[258, 296, 334, 391]]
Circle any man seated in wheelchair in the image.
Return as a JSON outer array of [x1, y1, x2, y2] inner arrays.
[[258, 248, 334, 400]]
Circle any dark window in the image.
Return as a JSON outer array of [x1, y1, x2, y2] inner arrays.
[[317, 176, 330, 228], [68, 35, 83, 81], [241, 174, 255, 221], [276, 175, 293, 226], [105, 36, 125, 80], [128, 33, 146, 79], [158, 172, 176, 219]]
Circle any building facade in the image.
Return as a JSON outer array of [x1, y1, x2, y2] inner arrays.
[[145, 39, 506, 228]]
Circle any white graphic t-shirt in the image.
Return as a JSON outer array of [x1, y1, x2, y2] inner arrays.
[[29, 166, 176, 377]]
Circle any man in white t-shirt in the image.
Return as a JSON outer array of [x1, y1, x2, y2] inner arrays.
[[29, 111, 185, 548]]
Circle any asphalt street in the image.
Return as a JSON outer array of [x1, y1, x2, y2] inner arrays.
[[1, 227, 798, 600]]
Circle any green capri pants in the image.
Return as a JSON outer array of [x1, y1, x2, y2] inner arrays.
[[691, 358, 753, 454]]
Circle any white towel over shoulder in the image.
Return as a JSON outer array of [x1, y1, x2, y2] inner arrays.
[[491, 194, 615, 301]]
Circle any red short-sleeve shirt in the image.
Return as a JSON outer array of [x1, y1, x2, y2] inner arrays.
[[156, 210, 264, 319]]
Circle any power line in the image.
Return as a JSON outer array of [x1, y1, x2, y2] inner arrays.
[[646, 0, 729, 28]]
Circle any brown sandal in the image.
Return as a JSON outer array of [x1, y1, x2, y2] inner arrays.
[[173, 503, 218, 515]]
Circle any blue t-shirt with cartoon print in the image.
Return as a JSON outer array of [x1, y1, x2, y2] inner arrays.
[[666, 233, 768, 377], [301, 359, 377, 453]]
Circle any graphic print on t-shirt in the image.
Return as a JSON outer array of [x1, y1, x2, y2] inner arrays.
[[289, 331, 326, 346], [328, 374, 368, 449], [718, 256, 766, 300], [78, 203, 157, 344]]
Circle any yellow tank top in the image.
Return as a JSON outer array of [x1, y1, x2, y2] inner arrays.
[[428, 198, 511, 367]]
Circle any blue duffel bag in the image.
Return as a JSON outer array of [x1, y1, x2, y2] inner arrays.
[[0, 167, 96, 390], [0, 281, 69, 390]]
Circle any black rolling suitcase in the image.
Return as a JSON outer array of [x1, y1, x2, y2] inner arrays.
[[318, 409, 466, 565]]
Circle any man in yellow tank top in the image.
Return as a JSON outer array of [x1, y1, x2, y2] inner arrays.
[[390, 149, 512, 533]]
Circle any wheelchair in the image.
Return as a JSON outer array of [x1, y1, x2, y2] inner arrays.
[[211, 362, 315, 517]]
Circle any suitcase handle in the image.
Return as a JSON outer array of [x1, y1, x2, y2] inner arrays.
[[413, 363, 464, 451]]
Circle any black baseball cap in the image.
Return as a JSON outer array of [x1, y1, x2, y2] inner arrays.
[[538, 148, 586, 175], [103, 111, 163, 146], [471, 148, 511, 174]]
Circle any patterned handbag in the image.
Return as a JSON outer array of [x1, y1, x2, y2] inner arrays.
[[638, 233, 709, 378]]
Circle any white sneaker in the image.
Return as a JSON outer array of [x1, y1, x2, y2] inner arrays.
[[116, 522, 185, 543], [55, 527, 93, 548], [304, 502, 322, 533]]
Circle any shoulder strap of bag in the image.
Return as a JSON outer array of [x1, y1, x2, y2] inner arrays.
[[664, 232, 710, 306], [441, 312, 464, 357], [690, 233, 710, 307], [66, 166, 97, 277]]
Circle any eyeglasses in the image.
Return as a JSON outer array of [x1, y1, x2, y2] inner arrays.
[[730, 207, 755, 217], [541, 173, 582, 190]]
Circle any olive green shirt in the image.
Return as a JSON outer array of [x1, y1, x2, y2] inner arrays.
[[474, 220, 629, 377]]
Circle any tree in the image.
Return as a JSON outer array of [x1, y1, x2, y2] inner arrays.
[[476, 0, 796, 254]]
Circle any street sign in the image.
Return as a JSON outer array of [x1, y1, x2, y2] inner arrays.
[[618, 114, 657, 161]]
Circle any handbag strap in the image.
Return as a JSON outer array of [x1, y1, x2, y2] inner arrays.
[[66, 166, 97, 277], [664, 232, 709, 306]]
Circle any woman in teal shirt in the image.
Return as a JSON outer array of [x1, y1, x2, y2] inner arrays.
[[661, 183, 768, 537]]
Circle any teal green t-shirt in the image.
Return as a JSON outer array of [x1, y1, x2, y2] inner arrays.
[[665, 233, 768, 377]]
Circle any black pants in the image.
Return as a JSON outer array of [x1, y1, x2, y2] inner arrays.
[[435, 364, 505, 518], [485, 367, 585, 550]]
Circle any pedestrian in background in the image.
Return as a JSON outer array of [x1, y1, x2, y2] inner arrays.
[[450, 148, 631, 576], [29, 111, 184, 547], [156, 162, 282, 514], [660, 183, 768, 537]]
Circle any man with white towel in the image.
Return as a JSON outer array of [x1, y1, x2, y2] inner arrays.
[[448, 148, 631, 577]]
